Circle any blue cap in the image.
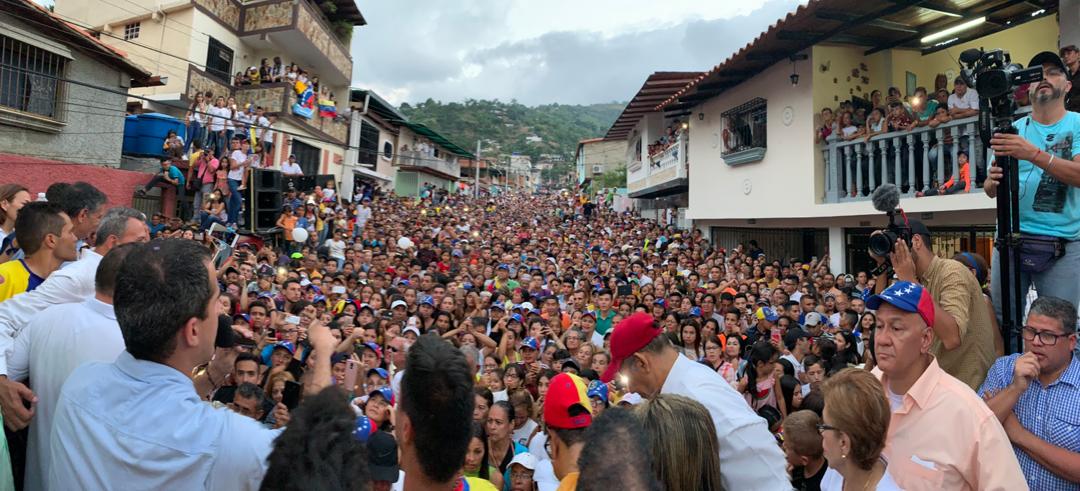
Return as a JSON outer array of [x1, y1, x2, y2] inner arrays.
[[529, 309, 542, 316], [369, 386, 395, 405], [689, 306, 702, 317], [273, 341, 296, 354], [587, 380, 609, 404], [520, 337, 539, 350], [353, 415, 377, 443], [497, 264, 510, 271], [512, 304, 524, 311], [509, 313, 524, 324], [313, 294, 326, 303], [756, 307, 779, 322], [420, 297, 435, 307], [367, 367, 389, 380], [866, 281, 935, 327], [581, 310, 596, 319], [490, 303, 505, 311], [654, 298, 666, 307]]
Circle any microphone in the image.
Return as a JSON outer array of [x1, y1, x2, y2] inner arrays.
[[871, 183, 900, 213], [959, 48, 983, 65]]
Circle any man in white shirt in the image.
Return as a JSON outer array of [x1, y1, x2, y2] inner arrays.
[[0, 207, 147, 433], [254, 108, 273, 156], [948, 77, 980, 118], [10, 244, 134, 491], [226, 138, 250, 226], [601, 312, 789, 490], [280, 155, 303, 177]]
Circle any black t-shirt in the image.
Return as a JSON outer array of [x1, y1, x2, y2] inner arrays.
[[791, 461, 828, 491]]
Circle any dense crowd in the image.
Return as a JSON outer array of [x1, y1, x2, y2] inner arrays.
[[0, 49, 1075, 491]]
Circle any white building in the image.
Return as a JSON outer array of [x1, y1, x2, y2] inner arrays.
[[618, 0, 1069, 273]]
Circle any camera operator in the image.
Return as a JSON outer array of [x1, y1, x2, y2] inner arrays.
[[985, 51, 1080, 329], [871, 221, 998, 390]]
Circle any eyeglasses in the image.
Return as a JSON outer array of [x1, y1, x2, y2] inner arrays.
[[1019, 326, 1074, 346], [510, 471, 534, 481], [816, 423, 841, 434]]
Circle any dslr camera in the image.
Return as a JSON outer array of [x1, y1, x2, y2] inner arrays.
[[868, 184, 911, 259]]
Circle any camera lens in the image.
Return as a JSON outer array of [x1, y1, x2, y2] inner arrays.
[[868, 230, 897, 257]]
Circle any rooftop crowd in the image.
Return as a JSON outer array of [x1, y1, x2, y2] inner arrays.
[[0, 49, 1074, 491]]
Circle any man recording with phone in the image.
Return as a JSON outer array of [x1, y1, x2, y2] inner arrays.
[[985, 50, 1080, 328], [871, 218, 998, 390]]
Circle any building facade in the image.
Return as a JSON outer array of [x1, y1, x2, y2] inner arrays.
[[618, 0, 1069, 273], [0, 0, 156, 166], [54, 0, 365, 184]]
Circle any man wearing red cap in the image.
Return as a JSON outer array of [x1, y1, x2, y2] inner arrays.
[[543, 372, 592, 491], [601, 312, 788, 490]]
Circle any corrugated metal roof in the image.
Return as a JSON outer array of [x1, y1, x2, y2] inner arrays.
[[604, 71, 703, 139]]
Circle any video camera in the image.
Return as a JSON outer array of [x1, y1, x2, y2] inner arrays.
[[868, 184, 912, 260], [958, 48, 1043, 145]]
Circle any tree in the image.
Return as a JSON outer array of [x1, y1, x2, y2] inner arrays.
[[595, 166, 626, 189]]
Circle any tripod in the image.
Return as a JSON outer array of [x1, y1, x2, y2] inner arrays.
[[993, 119, 1025, 355]]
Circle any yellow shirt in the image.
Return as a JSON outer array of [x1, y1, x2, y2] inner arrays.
[[919, 256, 996, 390], [0, 260, 44, 302], [556, 472, 579, 491]]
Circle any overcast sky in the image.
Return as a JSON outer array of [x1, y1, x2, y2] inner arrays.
[[350, 0, 806, 106]]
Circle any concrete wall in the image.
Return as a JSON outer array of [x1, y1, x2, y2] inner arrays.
[[0, 14, 131, 166], [687, 51, 814, 221], [581, 140, 624, 176], [101, 7, 196, 98]]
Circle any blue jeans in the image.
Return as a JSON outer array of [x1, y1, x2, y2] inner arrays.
[[991, 239, 1080, 351], [185, 121, 203, 153], [226, 178, 242, 225], [212, 130, 227, 159]]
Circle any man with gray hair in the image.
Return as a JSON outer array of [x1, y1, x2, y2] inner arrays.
[[0, 208, 148, 432], [979, 296, 1080, 489]]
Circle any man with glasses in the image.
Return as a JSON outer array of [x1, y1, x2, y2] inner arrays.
[[867, 281, 1025, 490], [987, 50, 1080, 333], [979, 296, 1080, 489]]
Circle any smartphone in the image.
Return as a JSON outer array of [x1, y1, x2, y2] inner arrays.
[[282, 381, 302, 410], [771, 327, 782, 344], [285, 315, 301, 325], [343, 359, 359, 392]]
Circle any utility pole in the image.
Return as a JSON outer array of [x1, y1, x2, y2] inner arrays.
[[474, 139, 481, 198]]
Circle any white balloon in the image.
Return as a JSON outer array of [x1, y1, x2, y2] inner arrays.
[[292, 228, 309, 243]]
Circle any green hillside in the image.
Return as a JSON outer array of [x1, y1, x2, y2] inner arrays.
[[398, 99, 625, 179]]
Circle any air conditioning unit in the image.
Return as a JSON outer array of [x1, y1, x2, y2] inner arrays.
[[592, 165, 602, 174]]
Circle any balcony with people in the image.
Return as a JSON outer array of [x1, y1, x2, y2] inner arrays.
[[816, 71, 1042, 203]]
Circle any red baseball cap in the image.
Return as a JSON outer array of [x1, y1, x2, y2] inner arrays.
[[543, 373, 593, 430], [600, 312, 663, 383]]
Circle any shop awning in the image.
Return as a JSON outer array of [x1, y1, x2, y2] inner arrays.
[[352, 166, 392, 182], [391, 119, 476, 159]]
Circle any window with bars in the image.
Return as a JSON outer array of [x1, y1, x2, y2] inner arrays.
[[0, 35, 66, 120], [721, 97, 767, 156], [123, 22, 140, 41]]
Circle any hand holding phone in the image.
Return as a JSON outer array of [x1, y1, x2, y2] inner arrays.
[[343, 359, 359, 393], [282, 381, 302, 410]]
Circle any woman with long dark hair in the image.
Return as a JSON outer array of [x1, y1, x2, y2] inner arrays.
[[485, 401, 527, 476], [463, 422, 504, 489]]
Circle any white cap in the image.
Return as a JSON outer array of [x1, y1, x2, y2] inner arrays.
[[402, 326, 421, 338], [520, 301, 534, 311], [803, 311, 825, 327], [619, 393, 644, 406], [391, 299, 408, 310], [509, 452, 538, 471]]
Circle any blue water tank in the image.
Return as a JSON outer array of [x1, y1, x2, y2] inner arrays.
[[122, 113, 186, 158]]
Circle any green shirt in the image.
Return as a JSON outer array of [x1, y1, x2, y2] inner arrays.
[[594, 310, 617, 336]]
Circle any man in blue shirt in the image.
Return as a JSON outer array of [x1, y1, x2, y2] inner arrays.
[[137, 158, 186, 197], [979, 296, 1080, 489], [47, 239, 335, 490], [988, 50, 1080, 327]]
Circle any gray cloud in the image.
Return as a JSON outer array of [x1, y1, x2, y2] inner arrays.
[[351, 0, 804, 105]]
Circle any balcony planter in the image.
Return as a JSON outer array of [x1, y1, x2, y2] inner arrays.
[[723, 147, 766, 166]]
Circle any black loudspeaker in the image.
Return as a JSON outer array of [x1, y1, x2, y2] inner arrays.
[[246, 169, 283, 233], [284, 174, 335, 193]]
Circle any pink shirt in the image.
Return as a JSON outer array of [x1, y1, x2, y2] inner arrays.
[[874, 359, 1028, 491]]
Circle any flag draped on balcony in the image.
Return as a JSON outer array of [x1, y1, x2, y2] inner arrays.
[[292, 81, 315, 119], [318, 97, 337, 118]]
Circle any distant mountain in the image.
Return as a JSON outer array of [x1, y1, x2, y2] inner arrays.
[[398, 99, 625, 178]]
